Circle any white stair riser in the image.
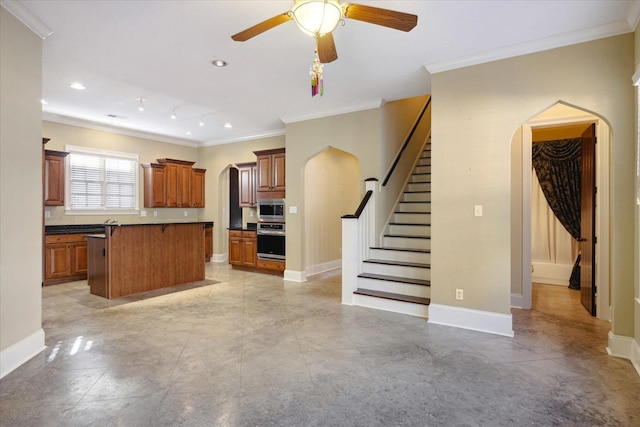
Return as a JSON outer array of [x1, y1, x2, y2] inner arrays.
[[363, 262, 430, 280], [352, 294, 429, 318], [393, 212, 431, 224], [415, 165, 431, 174], [402, 192, 431, 202], [357, 278, 431, 298], [411, 174, 430, 183], [407, 182, 430, 192], [369, 248, 430, 264], [383, 236, 431, 250], [388, 224, 430, 236], [397, 202, 430, 213]]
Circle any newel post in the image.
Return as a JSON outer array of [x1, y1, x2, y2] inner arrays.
[[341, 215, 358, 305], [365, 178, 378, 249]]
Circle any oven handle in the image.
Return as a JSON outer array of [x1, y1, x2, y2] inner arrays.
[[257, 230, 285, 236]]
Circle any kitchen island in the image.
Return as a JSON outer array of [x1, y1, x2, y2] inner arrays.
[[87, 221, 212, 299]]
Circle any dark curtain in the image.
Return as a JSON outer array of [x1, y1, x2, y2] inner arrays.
[[531, 138, 582, 289]]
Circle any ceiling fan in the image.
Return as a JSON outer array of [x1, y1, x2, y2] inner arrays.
[[231, 0, 418, 64]]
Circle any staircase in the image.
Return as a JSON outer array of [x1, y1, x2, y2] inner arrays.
[[352, 140, 431, 317]]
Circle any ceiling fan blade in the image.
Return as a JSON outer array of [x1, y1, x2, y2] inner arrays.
[[317, 32, 338, 63], [231, 13, 292, 41], [344, 3, 417, 32]]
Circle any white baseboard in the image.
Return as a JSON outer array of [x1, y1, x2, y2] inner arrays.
[[632, 339, 640, 377], [305, 259, 341, 278], [212, 253, 226, 263], [532, 262, 573, 286], [428, 303, 514, 337], [284, 270, 306, 283], [511, 293, 526, 308], [0, 329, 45, 379], [606, 330, 634, 360]]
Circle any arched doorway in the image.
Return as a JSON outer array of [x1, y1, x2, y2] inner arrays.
[[303, 147, 360, 276], [511, 102, 611, 321]]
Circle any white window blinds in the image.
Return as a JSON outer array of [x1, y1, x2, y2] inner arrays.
[[67, 146, 138, 213]]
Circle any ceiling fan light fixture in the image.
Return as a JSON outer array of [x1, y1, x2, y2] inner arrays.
[[291, 0, 342, 37]]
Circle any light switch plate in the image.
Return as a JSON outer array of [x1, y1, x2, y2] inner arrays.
[[140, 210, 147, 217], [289, 206, 297, 214]]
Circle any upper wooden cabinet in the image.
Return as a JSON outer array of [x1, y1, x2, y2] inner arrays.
[[237, 162, 257, 207], [254, 148, 285, 199], [141, 159, 205, 208], [191, 168, 206, 208], [44, 150, 69, 206], [141, 163, 166, 207]]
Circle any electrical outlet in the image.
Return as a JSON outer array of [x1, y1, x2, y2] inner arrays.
[[44, 210, 51, 219], [474, 205, 483, 217], [153, 211, 158, 217], [140, 210, 147, 217], [456, 289, 464, 300], [183, 211, 188, 217]]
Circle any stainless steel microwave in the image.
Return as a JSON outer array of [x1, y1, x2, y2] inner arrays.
[[257, 198, 285, 222]]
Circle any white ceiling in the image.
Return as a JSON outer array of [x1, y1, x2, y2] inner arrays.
[[4, 0, 639, 147]]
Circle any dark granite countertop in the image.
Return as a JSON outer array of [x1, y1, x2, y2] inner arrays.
[[46, 221, 213, 235], [229, 222, 256, 231], [45, 224, 105, 235]]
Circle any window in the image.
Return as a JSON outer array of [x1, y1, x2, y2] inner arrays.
[[66, 145, 139, 214]]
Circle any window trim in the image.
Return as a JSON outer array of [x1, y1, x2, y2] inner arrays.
[[64, 145, 140, 215]]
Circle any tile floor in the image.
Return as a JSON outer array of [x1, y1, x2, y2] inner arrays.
[[1, 264, 639, 426]]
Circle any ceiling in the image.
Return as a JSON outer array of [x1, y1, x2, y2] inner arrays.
[[4, 0, 639, 147]]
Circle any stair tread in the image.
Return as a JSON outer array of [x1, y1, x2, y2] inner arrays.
[[389, 222, 430, 226], [364, 259, 430, 268], [384, 234, 430, 239], [371, 246, 431, 253], [358, 273, 431, 287], [398, 201, 431, 204], [394, 212, 429, 215], [403, 190, 431, 194], [354, 288, 431, 305]]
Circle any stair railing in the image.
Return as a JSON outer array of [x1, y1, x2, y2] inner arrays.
[[341, 179, 377, 305]]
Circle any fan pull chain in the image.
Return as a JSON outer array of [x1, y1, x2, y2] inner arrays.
[[310, 51, 324, 97]]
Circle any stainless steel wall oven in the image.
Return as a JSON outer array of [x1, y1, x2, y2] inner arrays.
[[257, 222, 285, 261]]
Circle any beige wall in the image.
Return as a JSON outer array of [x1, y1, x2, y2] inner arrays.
[[42, 121, 200, 225], [197, 135, 285, 257], [304, 147, 360, 271], [432, 34, 635, 336], [285, 109, 383, 273], [0, 8, 43, 356]]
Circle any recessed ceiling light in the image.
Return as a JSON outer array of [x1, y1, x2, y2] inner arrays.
[[224, 123, 232, 129], [40, 99, 48, 105], [70, 82, 86, 90], [212, 59, 228, 67]]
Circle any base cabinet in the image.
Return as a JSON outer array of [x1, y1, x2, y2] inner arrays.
[[44, 234, 88, 285], [229, 230, 257, 267]]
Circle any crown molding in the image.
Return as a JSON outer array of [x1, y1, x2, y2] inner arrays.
[[281, 99, 383, 124], [42, 112, 200, 148], [200, 129, 286, 147], [627, 0, 640, 30], [425, 19, 633, 74], [1, 0, 53, 39]]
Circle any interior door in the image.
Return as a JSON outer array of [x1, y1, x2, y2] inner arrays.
[[580, 123, 596, 316]]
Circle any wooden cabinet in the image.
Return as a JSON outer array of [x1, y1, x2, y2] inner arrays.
[[87, 236, 107, 298], [237, 162, 257, 207], [204, 224, 213, 261], [44, 150, 69, 206], [254, 148, 285, 199], [141, 159, 205, 208], [228, 230, 257, 267], [158, 159, 194, 207], [141, 163, 166, 207], [191, 168, 206, 208], [44, 234, 88, 285]]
